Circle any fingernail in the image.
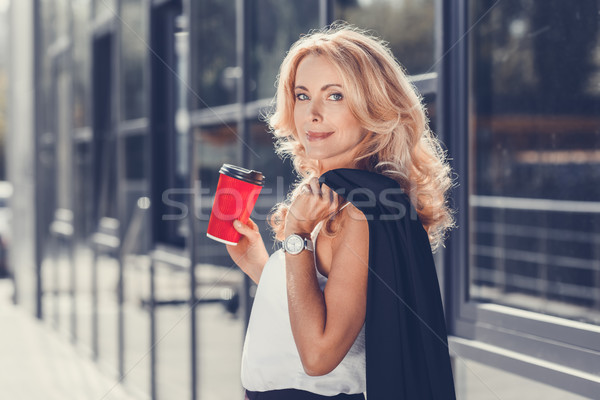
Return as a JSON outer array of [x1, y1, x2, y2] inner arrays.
[[234, 220, 241, 228]]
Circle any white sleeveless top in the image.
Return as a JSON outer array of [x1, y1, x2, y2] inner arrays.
[[240, 215, 366, 395]]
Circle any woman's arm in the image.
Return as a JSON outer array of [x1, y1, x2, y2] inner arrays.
[[285, 203, 369, 376]]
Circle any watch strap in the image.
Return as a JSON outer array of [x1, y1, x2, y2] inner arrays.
[[304, 237, 314, 252]]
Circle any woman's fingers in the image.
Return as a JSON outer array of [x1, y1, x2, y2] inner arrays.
[[300, 184, 311, 195], [308, 177, 321, 196], [246, 218, 259, 231], [234, 219, 259, 240], [289, 178, 344, 228], [233, 219, 247, 233], [303, 178, 340, 208], [320, 182, 330, 203], [321, 184, 340, 214], [321, 183, 334, 203]]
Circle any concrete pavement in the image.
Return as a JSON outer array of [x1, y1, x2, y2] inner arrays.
[[0, 279, 137, 400]]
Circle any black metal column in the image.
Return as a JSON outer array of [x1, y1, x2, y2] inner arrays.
[[440, 0, 469, 337]]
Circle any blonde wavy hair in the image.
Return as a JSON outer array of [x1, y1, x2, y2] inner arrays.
[[267, 24, 455, 251]]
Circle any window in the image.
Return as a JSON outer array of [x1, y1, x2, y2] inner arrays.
[[94, 0, 117, 20], [469, 0, 600, 325], [151, 2, 188, 247], [448, 1, 600, 396], [72, 0, 91, 128], [92, 34, 118, 220], [56, 67, 73, 210], [248, 0, 320, 101], [195, 123, 240, 207], [124, 134, 146, 180], [74, 141, 95, 237], [190, 0, 237, 109], [54, 0, 69, 39], [334, 0, 435, 76], [120, 0, 148, 121]]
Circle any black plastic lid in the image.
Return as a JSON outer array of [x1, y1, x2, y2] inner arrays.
[[219, 164, 265, 186]]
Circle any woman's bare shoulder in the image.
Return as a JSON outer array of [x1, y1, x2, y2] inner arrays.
[[331, 203, 369, 254]]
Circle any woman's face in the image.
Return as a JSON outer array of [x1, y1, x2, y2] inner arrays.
[[293, 55, 367, 172]]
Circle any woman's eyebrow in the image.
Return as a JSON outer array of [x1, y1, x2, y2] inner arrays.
[[294, 84, 343, 91]]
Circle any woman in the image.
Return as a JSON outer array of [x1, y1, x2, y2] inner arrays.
[[226, 24, 456, 400]]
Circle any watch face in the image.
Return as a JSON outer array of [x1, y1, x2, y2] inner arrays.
[[286, 235, 304, 254]]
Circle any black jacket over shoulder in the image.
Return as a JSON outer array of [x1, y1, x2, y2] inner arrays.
[[319, 168, 456, 400]]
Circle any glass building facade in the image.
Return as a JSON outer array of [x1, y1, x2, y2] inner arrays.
[[6, 0, 600, 399]]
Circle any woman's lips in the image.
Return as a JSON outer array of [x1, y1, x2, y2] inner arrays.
[[306, 131, 334, 142]]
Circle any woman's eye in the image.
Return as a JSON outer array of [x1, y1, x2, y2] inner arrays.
[[296, 93, 309, 101], [328, 93, 343, 101]]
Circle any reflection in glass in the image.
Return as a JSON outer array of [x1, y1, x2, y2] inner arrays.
[[468, 0, 600, 325], [249, 0, 320, 101], [74, 141, 95, 238], [94, 0, 117, 20], [190, 0, 237, 109], [40, 0, 56, 130], [153, 8, 189, 247], [57, 70, 73, 210], [55, 0, 69, 38], [40, 0, 56, 47], [170, 18, 190, 244], [121, 0, 148, 121], [174, 23, 189, 179], [334, 0, 435, 75], [95, 135, 118, 219], [72, 0, 91, 128], [124, 134, 146, 180]]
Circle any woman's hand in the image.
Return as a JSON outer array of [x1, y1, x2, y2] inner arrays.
[[226, 218, 269, 285], [285, 177, 342, 235]]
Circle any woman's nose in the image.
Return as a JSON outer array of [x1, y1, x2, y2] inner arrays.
[[308, 100, 322, 122]]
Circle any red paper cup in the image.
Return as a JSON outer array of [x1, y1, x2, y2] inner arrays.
[[206, 164, 265, 245]]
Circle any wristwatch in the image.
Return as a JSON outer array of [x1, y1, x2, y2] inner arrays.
[[283, 233, 314, 255]]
